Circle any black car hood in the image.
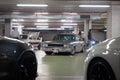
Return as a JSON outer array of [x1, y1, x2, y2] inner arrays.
[[0, 36, 30, 59]]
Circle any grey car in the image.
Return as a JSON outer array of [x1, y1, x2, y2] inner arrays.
[[42, 33, 85, 55]]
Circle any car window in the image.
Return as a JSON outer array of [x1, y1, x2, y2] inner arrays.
[[53, 34, 76, 41], [29, 35, 36, 40], [76, 36, 80, 41], [20, 35, 28, 39]]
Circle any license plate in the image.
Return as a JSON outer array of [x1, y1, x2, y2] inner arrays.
[[53, 49, 58, 53]]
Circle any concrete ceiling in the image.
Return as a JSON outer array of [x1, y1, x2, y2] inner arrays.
[[0, 0, 120, 30]]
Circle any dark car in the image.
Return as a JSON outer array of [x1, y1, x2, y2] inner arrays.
[[0, 36, 37, 80]]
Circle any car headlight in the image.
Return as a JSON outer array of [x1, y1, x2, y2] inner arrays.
[[43, 43, 48, 47], [91, 41, 96, 45]]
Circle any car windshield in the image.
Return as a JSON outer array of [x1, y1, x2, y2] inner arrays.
[[20, 35, 28, 39], [53, 34, 76, 41]]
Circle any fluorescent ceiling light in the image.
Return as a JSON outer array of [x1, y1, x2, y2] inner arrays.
[[12, 26, 24, 27], [61, 19, 73, 22], [12, 19, 24, 21], [37, 19, 48, 22], [61, 26, 73, 28], [79, 5, 110, 8], [36, 26, 48, 28], [17, 4, 48, 7]]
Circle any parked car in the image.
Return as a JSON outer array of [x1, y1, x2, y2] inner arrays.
[[20, 32, 42, 49], [42, 33, 85, 55], [84, 37, 120, 80], [0, 36, 37, 80]]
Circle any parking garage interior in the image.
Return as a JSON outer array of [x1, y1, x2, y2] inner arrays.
[[0, 0, 120, 80]]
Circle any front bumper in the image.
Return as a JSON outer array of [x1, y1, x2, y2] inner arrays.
[[42, 47, 72, 53]]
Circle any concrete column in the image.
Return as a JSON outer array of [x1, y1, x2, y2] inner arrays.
[[89, 20, 92, 30], [107, 5, 120, 38], [84, 20, 89, 44], [4, 19, 11, 37], [0, 25, 4, 36], [73, 26, 78, 34]]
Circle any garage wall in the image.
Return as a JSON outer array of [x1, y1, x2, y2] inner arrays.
[[92, 29, 106, 42], [40, 30, 106, 42], [23, 29, 106, 42], [40, 30, 73, 41], [23, 30, 73, 41]]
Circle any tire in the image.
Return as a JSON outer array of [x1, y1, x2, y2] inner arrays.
[[45, 51, 52, 55], [87, 58, 116, 80], [18, 52, 37, 80]]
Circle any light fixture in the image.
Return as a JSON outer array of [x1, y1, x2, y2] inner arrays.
[[17, 4, 48, 7], [61, 19, 73, 22], [79, 5, 110, 8], [63, 12, 78, 15], [37, 19, 48, 22], [12, 26, 24, 27], [12, 19, 24, 22], [36, 26, 48, 28], [61, 26, 73, 28]]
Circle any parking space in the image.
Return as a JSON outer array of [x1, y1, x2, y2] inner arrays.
[[35, 50, 87, 80]]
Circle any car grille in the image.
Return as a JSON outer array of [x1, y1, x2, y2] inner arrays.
[[48, 44, 64, 47]]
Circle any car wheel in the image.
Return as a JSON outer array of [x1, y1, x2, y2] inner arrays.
[[18, 52, 37, 80], [45, 51, 52, 55], [87, 58, 116, 80]]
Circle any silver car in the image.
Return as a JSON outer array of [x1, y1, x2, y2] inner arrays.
[[84, 37, 120, 80], [42, 33, 85, 55]]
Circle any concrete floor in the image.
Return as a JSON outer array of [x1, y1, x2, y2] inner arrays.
[[35, 50, 87, 80]]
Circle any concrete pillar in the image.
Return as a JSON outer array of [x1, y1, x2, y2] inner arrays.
[[4, 19, 11, 37], [0, 25, 4, 36], [73, 26, 78, 34], [89, 20, 92, 30], [107, 5, 120, 38], [84, 20, 89, 44]]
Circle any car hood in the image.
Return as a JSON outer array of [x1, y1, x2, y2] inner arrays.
[[90, 37, 120, 53], [0, 36, 33, 59]]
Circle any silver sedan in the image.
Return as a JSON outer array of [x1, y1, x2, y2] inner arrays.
[[42, 33, 85, 55], [84, 37, 120, 80]]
